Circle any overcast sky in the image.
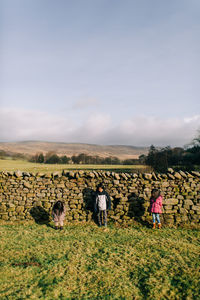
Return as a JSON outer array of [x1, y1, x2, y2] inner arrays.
[[1, 0, 200, 146]]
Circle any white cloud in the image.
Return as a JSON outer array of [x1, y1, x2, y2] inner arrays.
[[0, 108, 75, 142], [113, 115, 200, 146], [0, 108, 199, 147], [184, 115, 200, 124]]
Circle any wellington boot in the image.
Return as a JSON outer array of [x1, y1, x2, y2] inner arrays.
[[152, 223, 156, 229], [158, 223, 161, 229]]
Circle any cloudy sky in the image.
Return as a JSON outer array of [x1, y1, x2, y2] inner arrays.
[[1, 0, 200, 146]]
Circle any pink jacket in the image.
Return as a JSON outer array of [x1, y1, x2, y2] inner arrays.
[[150, 196, 163, 214]]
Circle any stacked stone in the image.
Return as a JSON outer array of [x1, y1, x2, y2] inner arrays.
[[0, 169, 199, 226]]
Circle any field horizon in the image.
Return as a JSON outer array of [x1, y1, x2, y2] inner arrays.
[[0, 158, 150, 173]]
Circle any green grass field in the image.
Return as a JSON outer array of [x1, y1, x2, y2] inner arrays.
[[0, 222, 199, 299], [0, 159, 150, 173]]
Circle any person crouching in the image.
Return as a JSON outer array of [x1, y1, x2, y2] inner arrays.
[[52, 200, 66, 230]]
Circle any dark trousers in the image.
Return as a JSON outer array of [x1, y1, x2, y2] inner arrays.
[[97, 210, 107, 226]]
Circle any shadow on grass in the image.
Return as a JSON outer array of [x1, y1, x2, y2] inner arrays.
[[12, 261, 42, 268], [30, 206, 53, 228], [131, 266, 152, 298]]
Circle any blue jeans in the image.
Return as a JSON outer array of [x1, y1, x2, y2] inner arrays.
[[152, 213, 161, 224]]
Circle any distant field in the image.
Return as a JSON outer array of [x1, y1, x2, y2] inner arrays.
[[0, 222, 199, 299], [0, 159, 150, 173]]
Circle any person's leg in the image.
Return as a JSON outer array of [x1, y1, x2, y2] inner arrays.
[[59, 220, 64, 230], [54, 221, 59, 230], [156, 214, 160, 223], [152, 213, 156, 229], [156, 214, 161, 228], [98, 210, 102, 227], [103, 210, 107, 227]]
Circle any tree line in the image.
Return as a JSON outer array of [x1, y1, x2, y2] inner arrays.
[[0, 149, 142, 165], [143, 132, 200, 172], [29, 151, 143, 165]]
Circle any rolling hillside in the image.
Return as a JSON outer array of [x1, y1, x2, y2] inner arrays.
[[0, 141, 148, 159]]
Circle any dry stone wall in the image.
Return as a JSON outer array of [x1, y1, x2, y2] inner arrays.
[[0, 169, 200, 226]]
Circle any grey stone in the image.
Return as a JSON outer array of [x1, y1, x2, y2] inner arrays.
[[15, 170, 23, 178]]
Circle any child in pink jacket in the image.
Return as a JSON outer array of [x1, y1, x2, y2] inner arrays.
[[149, 189, 163, 229]]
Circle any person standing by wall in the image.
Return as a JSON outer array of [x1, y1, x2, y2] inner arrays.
[[149, 189, 163, 229], [94, 183, 111, 228]]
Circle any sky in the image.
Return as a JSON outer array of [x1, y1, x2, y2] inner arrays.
[[1, 0, 200, 147]]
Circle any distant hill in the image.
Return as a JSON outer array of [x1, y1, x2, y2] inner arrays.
[[0, 141, 148, 159]]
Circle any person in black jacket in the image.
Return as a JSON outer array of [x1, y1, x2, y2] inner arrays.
[[94, 183, 111, 227]]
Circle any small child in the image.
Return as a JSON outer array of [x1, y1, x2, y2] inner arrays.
[[52, 200, 66, 230], [94, 183, 111, 227], [149, 189, 163, 229]]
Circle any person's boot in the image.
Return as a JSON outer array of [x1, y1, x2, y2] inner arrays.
[[158, 223, 161, 229], [60, 226, 63, 230], [55, 226, 59, 230], [152, 223, 156, 229]]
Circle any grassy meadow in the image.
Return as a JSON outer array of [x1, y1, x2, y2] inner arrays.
[[0, 158, 150, 173], [0, 222, 199, 299]]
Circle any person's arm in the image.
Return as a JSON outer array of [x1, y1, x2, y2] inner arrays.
[[148, 198, 153, 213], [158, 196, 163, 208], [94, 193, 98, 212], [105, 192, 111, 210]]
